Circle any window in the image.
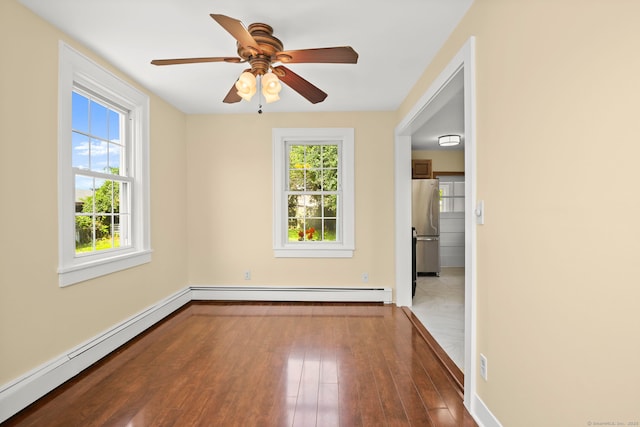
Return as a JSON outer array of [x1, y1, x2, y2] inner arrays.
[[58, 42, 150, 286], [438, 175, 465, 212], [273, 128, 354, 257]]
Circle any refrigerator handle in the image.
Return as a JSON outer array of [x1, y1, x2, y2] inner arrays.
[[416, 236, 439, 241]]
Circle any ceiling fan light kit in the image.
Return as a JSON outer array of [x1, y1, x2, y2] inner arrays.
[[151, 13, 358, 108]]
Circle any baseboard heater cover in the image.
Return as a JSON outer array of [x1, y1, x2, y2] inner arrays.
[[191, 286, 393, 304], [0, 288, 191, 423]]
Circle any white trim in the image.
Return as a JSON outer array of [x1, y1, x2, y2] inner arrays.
[[191, 286, 392, 303], [471, 395, 504, 427], [394, 37, 478, 412], [57, 41, 151, 287], [58, 250, 152, 287], [0, 288, 191, 423], [272, 128, 355, 258]]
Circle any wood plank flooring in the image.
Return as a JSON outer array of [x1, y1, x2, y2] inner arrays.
[[3, 302, 477, 427]]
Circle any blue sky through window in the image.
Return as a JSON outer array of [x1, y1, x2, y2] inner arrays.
[[72, 91, 123, 191]]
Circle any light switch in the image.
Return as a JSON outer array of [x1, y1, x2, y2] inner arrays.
[[475, 200, 485, 225]]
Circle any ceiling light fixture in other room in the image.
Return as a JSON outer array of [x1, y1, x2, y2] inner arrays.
[[438, 135, 461, 147]]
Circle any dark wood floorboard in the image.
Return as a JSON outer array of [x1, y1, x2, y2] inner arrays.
[[3, 302, 477, 427]]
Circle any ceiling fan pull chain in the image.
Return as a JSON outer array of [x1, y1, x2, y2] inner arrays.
[[257, 76, 263, 114]]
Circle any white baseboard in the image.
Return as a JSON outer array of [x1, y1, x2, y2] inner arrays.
[[472, 394, 504, 427], [0, 288, 191, 423], [190, 285, 393, 303]]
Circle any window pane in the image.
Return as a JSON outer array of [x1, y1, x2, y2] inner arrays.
[[75, 175, 93, 213], [289, 169, 304, 191], [108, 109, 120, 142], [322, 145, 338, 168], [322, 169, 338, 191], [305, 219, 321, 241], [90, 139, 108, 172], [113, 215, 121, 248], [72, 92, 89, 133], [454, 182, 465, 196], [90, 100, 108, 140], [289, 145, 305, 169], [307, 145, 322, 168], [323, 195, 337, 217], [306, 169, 321, 191], [72, 132, 90, 169], [108, 142, 122, 173], [453, 198, 465, 212], [306, 195, 322, 217], [287, 195, 299, 218], [75, 215, 94, 253], [322, 219, 337, 241], [93, 179, 111, 213]]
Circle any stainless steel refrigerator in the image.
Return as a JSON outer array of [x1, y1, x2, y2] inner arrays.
[[412, 179, 441, 275]]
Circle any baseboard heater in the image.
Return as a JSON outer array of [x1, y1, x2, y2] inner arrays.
[[190, 286, 393, 304]]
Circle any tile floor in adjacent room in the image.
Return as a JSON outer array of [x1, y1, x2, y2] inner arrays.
[[411, 267, 465, 371]]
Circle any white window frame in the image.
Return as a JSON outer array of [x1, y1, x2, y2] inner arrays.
[[57, 42, 151, 286], [273, 128, 354, 258]]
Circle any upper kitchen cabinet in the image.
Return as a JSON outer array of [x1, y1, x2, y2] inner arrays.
[[412, 159, 432, 179]]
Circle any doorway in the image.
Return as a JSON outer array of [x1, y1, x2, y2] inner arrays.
[[394, 37, 476, 409]]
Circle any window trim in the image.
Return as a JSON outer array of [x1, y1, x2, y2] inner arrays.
[[272, 128, 354, 258], [58, 42, 151, 286]]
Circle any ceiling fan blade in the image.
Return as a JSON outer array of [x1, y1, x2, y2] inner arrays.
[[273, 66, 328, 104], [275, 47, 359, 64], [151, 57, 242, 66], [210, 14, 262, 54], [223, 84, 242, 104]]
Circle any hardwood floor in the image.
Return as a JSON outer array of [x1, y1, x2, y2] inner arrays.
[[3, 302, 477, 427]]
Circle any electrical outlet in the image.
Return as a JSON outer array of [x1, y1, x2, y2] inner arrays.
[[244, 270, 251, 280], [361, 272, 369, 283], [480, 353, 488, 381]]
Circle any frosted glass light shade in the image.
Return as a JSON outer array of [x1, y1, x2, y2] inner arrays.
[[261, 72, 282, 103], [236, 72, 257, 101]]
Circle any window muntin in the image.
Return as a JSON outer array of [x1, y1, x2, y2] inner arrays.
[[287, 144, 339, 242]]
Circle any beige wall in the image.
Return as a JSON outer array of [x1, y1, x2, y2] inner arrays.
[[412, 150, 464, 172], [400, 0, 640, 424], [0, 1, 188, 385], [186, 112, 396, 288]]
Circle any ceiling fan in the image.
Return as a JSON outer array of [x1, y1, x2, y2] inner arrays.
[[151, 14, 359, 105]]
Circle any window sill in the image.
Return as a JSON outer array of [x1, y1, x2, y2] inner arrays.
[[274, 248, 354, 258], [58, 249, 152, 287]]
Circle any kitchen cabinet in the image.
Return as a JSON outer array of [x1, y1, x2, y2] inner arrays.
[[411, 159, 432, 179]]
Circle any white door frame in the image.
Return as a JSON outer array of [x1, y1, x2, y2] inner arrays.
[[394, 37, 477, 410]]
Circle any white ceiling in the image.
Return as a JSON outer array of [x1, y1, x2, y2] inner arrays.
[[19, 0, 473, 120], [411, 69, 465, 151]]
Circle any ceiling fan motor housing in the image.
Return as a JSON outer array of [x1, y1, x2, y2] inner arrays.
[[237, 23, 284, 76]]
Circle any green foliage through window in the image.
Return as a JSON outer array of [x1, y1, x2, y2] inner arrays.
[[287, 144, 339, 242]]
